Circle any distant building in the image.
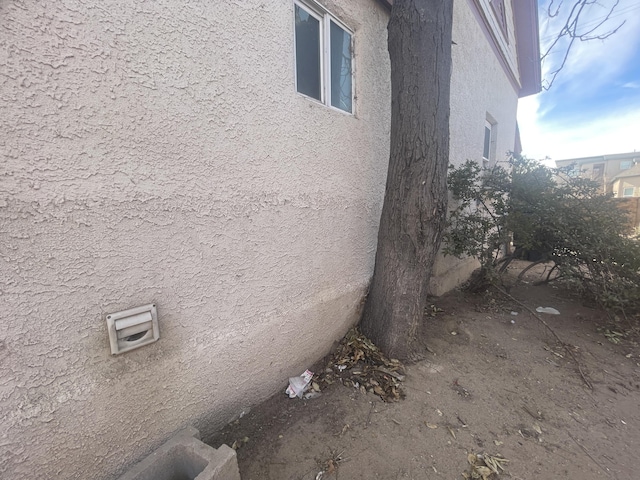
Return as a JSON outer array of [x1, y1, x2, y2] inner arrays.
[[555, 152, 640, 197]]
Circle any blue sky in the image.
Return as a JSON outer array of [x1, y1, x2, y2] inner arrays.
[[517, 0, 640, 164]]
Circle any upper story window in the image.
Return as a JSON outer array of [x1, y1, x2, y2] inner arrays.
[[490, 0, 508, 39], [592, 163, 604, 181], [294, 1, 353, 113], [620, 160, 632, 170]]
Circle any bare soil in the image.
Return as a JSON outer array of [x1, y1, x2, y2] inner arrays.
[[208, 262, 640, 480]]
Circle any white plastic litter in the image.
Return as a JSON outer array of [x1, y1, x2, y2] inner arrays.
[[535, 306, 560, 315], [285, 369, 314, 398], [510, 311, 518, 316]]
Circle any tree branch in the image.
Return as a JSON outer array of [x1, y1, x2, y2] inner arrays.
[[494, 286, 593, 390], [541, 0, 625, 90]]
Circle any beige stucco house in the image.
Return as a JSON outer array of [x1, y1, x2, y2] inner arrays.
[[1, 1, 540, 478], [555, 152, 640, 197]]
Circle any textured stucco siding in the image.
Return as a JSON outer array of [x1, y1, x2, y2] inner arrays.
[[0, 1, 391, 479], [430, 0, 520, 295]]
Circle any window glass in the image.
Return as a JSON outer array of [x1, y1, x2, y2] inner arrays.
[[490, 0, 508, 37], [624, 187, 634, 197], [294, 2, 353, 113], [483, 125, 491, 160], [620, 160, 632, 170], [592, 164, 604, 181], [295, 4, 321, 101], [330, 21, 352, 113]]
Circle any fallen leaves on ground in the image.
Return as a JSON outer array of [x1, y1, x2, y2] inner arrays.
[[315, 449, 347, 479], [462, 453, 509, 479], [315, 328, 406, 402], [230, 436, 249, 450]]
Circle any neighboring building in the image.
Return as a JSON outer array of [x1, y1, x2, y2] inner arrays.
[[555, 152, 640, 197], [0, 1, 540, 479]]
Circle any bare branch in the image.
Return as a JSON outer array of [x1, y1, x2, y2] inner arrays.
[[541, 0, 625, 90]]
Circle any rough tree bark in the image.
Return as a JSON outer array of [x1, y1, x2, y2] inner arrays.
[[360, 0, 453, 359]]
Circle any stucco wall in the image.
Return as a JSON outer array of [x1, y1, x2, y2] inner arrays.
[[0, 1, 391, 478], [430, 0, 520, 295], [613, 178, 640, 198]]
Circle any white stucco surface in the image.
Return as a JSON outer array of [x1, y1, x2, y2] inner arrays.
[[1, 0, 529, 477], [0, 1, 391, 478], [430, 0, 520, 295]]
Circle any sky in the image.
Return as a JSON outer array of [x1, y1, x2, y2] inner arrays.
[[517, 0, 640, 165]]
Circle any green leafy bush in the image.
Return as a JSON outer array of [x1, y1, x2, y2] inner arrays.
[[444, 154, 640, 315]]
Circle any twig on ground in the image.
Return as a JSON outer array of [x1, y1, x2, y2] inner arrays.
[[568, 432, 612, 478], [364, 401, 375, 429], [493, 286, 593, 390], [522, 405, 543, 421]]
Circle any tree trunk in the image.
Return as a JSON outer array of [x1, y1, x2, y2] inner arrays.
[[360, 0, 453, 359]]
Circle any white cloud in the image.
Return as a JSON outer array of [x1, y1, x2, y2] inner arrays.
[[518, 94, 640, 163], [538, 0, 640, 91], [518, 1, 640, 166]]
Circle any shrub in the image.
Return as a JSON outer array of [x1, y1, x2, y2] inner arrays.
[[444, 154, 640, 315]]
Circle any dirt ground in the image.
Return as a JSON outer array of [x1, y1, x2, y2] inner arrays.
[[208, 262, 640, 480]]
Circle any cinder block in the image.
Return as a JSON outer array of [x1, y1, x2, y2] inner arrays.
[[118, 427, 241, 480]]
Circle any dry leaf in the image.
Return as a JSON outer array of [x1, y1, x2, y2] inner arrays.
[[465, 452, 508, 479], [473, 465, 493, 480], [315, 328, 406, 402]]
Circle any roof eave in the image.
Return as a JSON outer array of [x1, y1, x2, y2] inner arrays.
[[514, 0, 542, 97]]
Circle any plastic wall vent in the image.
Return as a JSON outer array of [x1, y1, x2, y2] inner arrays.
[[106, 304, 159, 355]]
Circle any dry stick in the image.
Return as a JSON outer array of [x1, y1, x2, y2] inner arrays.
[[364, 401, 375, 429], [522, 405, 542, 421], [493, 286, 593, 390], [515, 259, 547, 285], [567, 432, 613, 478]]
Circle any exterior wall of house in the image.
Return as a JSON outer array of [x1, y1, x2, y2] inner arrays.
[[429, 0, 521, 295], [613, 178, 640, 198], [0, 1, 391, 478], [1, 0, 534, 477]]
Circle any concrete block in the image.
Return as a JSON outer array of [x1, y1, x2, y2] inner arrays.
[[118, 427, 241, 480]]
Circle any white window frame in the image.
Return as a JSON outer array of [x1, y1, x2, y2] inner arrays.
[[623, 186, 634, 197], [293, 0, 354, 114], [482, 119, 495, 168], [620, 160, 632, 170]]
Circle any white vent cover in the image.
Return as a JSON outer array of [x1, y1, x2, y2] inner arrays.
[[106, 303, 159, 355]]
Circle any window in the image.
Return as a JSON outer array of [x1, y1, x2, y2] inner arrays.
[[591, 164, 604, 182], [482, 119, 495, 168], [294, 1, 353, 113], [620, 160, 632, 170], [567, 163, 580, 178], [623, 187, 634, 197], [490, 0, 508, 38]]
